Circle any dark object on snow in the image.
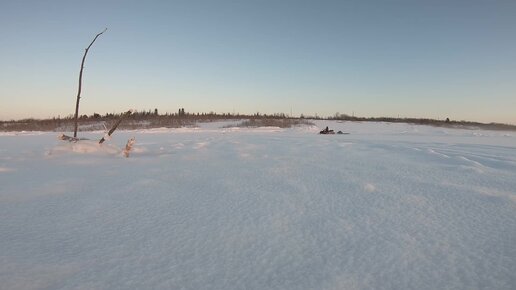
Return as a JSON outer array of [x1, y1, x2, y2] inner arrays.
[[58, 134, 89, 142], [320, 126, 335, 134], [337, 131, 349, 135]]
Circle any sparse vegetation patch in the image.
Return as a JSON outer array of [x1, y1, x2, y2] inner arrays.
[[229, 118, 314, 128]]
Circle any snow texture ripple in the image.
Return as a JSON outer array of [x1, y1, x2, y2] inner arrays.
[[0, 121, 515, 290]]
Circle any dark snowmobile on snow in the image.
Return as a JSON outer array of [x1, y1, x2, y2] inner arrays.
[[319, 127, 335, 134]]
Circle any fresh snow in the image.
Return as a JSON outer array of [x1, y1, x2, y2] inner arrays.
[[0, 120, 515, 290]]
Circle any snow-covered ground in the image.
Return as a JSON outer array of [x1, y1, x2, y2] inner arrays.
[[1, 121, 515, 290]]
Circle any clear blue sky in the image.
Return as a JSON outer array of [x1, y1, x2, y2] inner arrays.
[[1, 0, 515, 124]]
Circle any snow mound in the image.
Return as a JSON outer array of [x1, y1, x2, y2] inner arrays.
[[49, 140, 121, 156]]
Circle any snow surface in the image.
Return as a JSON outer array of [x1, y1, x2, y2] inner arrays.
[[1, 121, 515, 290]]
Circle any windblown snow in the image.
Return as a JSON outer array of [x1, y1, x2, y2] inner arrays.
[[1, 121, 515, 290]]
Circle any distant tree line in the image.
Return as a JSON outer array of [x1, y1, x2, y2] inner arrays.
[[326, 113, 516, 131], [1, 109, 515, 132], [0, 109, 291, 132]]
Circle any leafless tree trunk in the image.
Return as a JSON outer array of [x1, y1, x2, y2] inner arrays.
[[99, 110, 132, 144], [73, 28, 107, 137]]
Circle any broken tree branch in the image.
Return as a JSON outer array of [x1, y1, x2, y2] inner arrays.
[[73, 28, 107, 138], [99, 110, 132, 144], [123, 137, 136, 157]]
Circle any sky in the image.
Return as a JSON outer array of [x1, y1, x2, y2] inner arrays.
[[1, 0, 515, 124]]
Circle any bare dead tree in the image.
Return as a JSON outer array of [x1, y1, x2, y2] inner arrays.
[[99, 110, 132, 144], [59, 109, 131, 144], [73, 28, 107, 138]]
